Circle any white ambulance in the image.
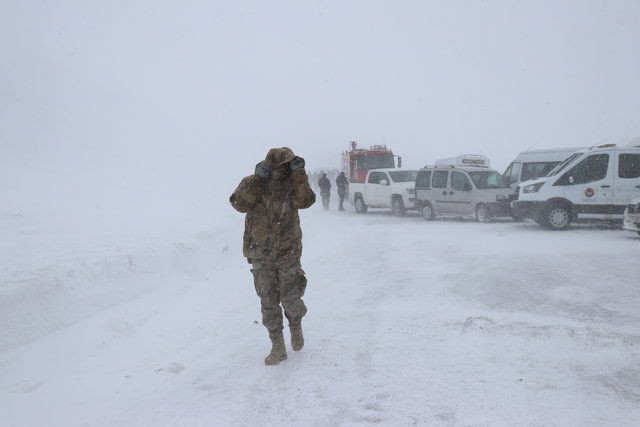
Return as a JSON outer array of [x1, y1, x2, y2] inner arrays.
[[512, 144, 640, 229], [414, 155, 515, 222]]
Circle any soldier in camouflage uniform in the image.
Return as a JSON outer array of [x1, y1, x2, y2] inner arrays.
[[230, 147, 316, 365]]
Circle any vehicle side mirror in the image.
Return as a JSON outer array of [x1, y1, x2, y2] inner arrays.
[[380, 179, 388, 186], [464, 183, 472, 191]]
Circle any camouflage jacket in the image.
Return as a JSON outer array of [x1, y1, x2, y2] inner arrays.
[[230, 169, 315, 262]]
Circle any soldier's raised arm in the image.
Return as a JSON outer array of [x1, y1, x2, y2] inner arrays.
[[230, 175, 264, 213], [289, 156, 316, 209]]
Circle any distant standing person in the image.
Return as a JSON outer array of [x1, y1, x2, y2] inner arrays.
[[318, 172, 331, 210], [336, 171, 348, 211]]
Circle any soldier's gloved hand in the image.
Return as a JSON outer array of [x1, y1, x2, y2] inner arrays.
[[255, 161, 272, 180], [290, 156, 305, 171]]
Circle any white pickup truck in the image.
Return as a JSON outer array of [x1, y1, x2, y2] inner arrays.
[[349, 168, 418, 216]]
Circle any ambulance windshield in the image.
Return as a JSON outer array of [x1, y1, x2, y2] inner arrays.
[[468, 171, 510, 189]]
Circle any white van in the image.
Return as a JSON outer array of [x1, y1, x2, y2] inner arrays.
[[414, 155, 514, 222], [512, 144, 640, 229], [502, 147, 586, 188]]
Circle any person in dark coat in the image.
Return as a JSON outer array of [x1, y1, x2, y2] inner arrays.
[[336, 171, 348, 211], [230, 147, 315, 365], [318, 172, 331, 210]]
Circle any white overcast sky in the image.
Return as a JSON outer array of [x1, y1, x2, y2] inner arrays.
[[1, 1, 639, 220]]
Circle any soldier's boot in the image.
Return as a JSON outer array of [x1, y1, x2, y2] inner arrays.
[[290, 323, 304, 351], [264, 332, 287, 365]]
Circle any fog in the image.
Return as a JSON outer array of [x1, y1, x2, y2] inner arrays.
[[3, 3, 640, 423], [2, 1, 640, 227]]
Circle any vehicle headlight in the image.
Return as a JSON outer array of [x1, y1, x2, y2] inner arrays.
[[496, 194, 507, 201], [523, 182, 545, 193]]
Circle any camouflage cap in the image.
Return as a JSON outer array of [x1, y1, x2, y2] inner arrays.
[[265, 147, 295, 168]]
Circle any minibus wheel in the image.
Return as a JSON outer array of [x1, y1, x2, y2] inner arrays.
[[475, 204, 491, 223], [542, 202, 571, 230], [421, 203, 435, 221]]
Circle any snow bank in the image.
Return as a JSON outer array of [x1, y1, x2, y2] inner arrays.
[[0, 202, 243, 351]]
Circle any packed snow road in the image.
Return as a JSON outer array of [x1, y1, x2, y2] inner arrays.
[[1, 206, 639, 426]]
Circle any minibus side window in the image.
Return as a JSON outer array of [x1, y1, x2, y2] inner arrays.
[[619, 154, 640, 179], [432, 171, 449, 188], [416, 171, 432, 188], [556, 154, 609, 185]]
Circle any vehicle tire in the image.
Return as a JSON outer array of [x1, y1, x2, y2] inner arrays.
[[636, 231, 640, 237], [512, 215, 525, 223], [391, 196, 405, 217], [475, 204, 492, 223], [541, 202, 571, 230], [421, 203, 435, 221], [355, 195, 368, 214]]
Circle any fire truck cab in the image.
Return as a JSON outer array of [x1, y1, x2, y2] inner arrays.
[[342, 141, 400, 183]]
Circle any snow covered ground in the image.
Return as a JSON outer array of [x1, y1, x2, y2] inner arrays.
[[1, 203, 640, 426]]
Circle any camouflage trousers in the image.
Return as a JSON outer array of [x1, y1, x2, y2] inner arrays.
[[250, 258, 308, 333]]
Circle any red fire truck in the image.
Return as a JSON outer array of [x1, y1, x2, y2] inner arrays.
[[341, 141, 401, 183]]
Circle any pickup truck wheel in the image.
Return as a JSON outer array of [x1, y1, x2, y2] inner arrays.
[[541, 202, 571, 230], [355, 196, 368, 214], [391, 197, 405, 216], [421, 203, 434, 221], [475, 204, 492, 223]]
